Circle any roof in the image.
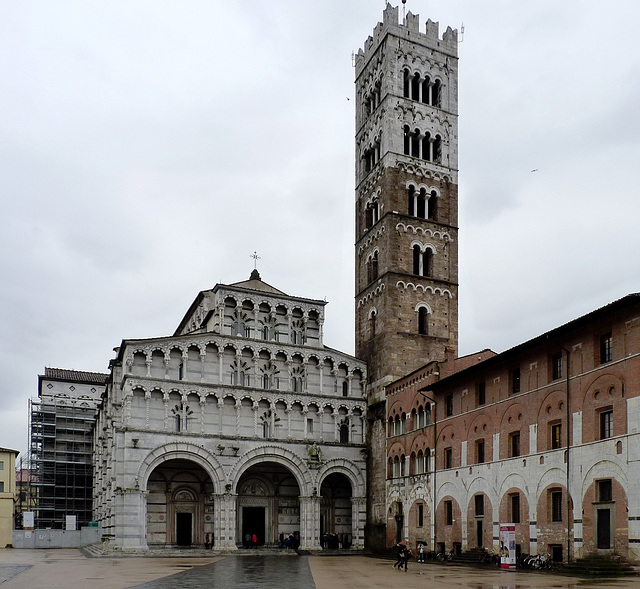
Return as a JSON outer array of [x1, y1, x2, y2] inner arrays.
[[229, 269, 288, 295], [42, 368, 109, 385], [426, 293, 640, 391], [0, 447, 20, 455]]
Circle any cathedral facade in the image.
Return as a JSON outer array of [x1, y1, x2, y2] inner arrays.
[[93, 271, 367, 549]]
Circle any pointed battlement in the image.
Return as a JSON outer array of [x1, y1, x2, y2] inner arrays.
[[355, 3, 457, 75]]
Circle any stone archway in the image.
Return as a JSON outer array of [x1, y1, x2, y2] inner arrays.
[[146, 458, 214, 547], [236, 461, 300, 548], [319, 472, 353, 549]]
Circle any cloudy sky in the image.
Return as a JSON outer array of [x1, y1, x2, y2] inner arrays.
[[2, 1, 640, 458]]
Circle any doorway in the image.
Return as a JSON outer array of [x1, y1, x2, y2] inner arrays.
[[597, 508, 611, 549], [476, 519, 483, 547], [176, 512, 192, 546], [243, 507, 265, 546]]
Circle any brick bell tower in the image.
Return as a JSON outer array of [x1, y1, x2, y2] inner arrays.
[[355, 4, 459, 549]]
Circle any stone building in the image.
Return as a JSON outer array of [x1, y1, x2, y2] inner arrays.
[[93, 271, 367, 550], [0, 447, 19, 547], [386, 294, 640, 562], [354, 4, 459, 549]]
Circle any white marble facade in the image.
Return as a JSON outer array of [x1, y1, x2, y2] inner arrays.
[[93, 271, 367, 550]]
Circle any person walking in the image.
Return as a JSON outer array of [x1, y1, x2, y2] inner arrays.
[[252, 533, 258, 548], [392, 543, 405, 569]]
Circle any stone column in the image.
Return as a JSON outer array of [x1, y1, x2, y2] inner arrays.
[[200, 351, 206, 382], [144, 391, 151, 429], [299, 495, 322, 550], [218, 351, 224, 384], [114, 487, 148, 549], [351, 497, 366, 548], [200, 395, 206, 435], [213, 491, 238, 550]]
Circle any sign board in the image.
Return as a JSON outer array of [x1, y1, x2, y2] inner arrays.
[[499, 523, 516, 570], [66, 515, 77, 531], [23, 511, 34, 530]]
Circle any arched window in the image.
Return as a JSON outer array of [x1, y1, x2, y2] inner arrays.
[[403, 68, 410, 98], [415, 450, 424, 474], [369, 310, 376, 339], [403, 125, 411, 155], [422, 249, 432, 277], [428, 190, 437, 219], [432, 79, 442, 107], [411, 129, 420, 158], [408, 185, 416, 216], [342, 381, 348, 397], [421, 76, 431, 104], [339, 421, 349, 444], [371, 251, 379, 281], [425, 448, 431, 472], [262, 374, 270, 389], [411, 73, 420, 101], [413, 245, 421, 276], [421, 132, 431, 161], [433, 134, 442, 163], [416, 188, 426, 218], [418, 307, 429, 335]]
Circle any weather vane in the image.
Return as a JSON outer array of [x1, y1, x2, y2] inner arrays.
[[250, 251, 261, 269]]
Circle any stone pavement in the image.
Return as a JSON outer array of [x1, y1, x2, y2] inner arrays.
[[0, 550, 638, 589]]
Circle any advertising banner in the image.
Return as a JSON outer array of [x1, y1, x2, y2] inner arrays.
[[23, 511, 34, 530], [499, 523, 516, 569], [66, 515, 77, 531]]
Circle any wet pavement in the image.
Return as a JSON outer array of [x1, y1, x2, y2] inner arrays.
[[0, 550, 639, 589]]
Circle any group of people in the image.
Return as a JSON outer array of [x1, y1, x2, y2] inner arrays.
[[243, 532, 259, 548], [320, 532, 350, 550], [278, 532, 300, 549], [392, 543, 412, 571]]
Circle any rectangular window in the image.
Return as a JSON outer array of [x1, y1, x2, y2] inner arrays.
[[600, 332, 613, 364], [477, 382, 486, 406], [445, 394, 453, 417], [445, 500, 453, 525], [476, 440, 485, 464], [551, 490, 562, 522], [550, 422, 562, 450], [444, 447, 452, 469], [418, 503, 424, 527], [510, 432, 521, 457], [511, 493, 521, 523], [598, 479, 613, 502], [600, 409, 613, 440], [475, 494, 484, 516], [0, 481, 4, 492], [511, 368, 521, 395], [307, 418, 314, 434], [0, 461, 3, 470], [552, 352, 563, 380]]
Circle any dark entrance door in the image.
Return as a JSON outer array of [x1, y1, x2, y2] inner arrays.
[[176, 512, 192, 546], [243, 507, 265, 546], [597, 508, 611, 549], [476, 519, 483, 547]]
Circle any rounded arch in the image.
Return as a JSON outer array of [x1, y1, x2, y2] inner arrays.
[[317, 459, 366, 497], [228, 445, 312, 494], [414, 302, 432, 314], [138, 442, 224, 492]]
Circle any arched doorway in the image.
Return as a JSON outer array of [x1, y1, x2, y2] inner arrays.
[[236, 461, 300, 547], [320, 473, 353, 549], [146, 458, 214, 547]]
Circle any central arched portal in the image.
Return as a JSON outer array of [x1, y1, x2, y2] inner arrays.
[[320, 473, 353, 549], [146, 458, 214, 547], [236, 461, 300, 547]]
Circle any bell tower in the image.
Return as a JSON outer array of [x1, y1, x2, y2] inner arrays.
[[355, 4, 459, 548]]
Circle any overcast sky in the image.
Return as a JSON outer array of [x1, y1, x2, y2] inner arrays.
[[2, 1, 640, 459]]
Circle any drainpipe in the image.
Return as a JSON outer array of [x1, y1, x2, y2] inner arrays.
[[419, 389, 436, 553], [561, 345, 572, 564]]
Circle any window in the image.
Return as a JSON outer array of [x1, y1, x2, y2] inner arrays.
[[509, 432, 521, 458], [0, 461, 3, 470], [307, 418, 314, 434], [552, 352, 563, 380], [511, 494, 520, 523], [476, 440, 485, 464], [445, 394, 453, 417], [0, 481, 4, 493], [551, 490, 562, 522], [418, 503, 424, 527], [418, 307, 429, 335], [477, 382, 486, 406], [475, 494, 484, 516], [600, 332, 613, 364], [511, 368, 521, 395], [550, 422, 562, 450], [342, 381, 348, 397], [444, 447, 453, 469], [445, 500, 453, 525], [598, 479, 613, 502], [339, 423, 349, 444], [600, 409, 613, 440]]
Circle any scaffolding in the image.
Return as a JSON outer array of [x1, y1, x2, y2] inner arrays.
[[29, 369, 106, 529]]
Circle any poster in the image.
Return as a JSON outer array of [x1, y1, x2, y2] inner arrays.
[[66, 515, 77, 531], [499, 523, 516, 570], [23, 511, 34, 530]]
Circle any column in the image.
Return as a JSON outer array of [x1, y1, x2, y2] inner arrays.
[[351, 497, 366, 549], [200, 351, 206, 382], [144, 391, 151, 429], [218, 351, 224, 384], [213, 492, 238, 550], [299, 495, 322, 550], [200, 395, 206, 435], [114, 487, 148, 549]]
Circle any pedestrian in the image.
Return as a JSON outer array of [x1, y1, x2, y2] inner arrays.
[[392, 543, 404, 569], [252, 533, 257, 548], [402, 545, 411, 571], [418, 543, 425, 563]]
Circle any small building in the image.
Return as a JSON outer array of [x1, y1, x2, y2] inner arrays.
[[386, 294, 640, 563], [93, 271, 367, 550], [0, 447, 19, 547]]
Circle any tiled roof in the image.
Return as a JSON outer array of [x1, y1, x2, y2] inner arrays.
[[43, 367, 109, 384]]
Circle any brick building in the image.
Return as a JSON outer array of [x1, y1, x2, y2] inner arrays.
[[386, 294, 640, 562], [354, 4, 459, 550]]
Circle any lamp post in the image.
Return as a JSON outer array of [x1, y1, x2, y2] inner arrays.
[[418, 389, 437, 553]]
